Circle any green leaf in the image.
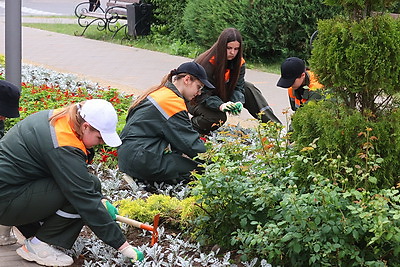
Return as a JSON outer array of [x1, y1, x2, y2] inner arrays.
[[314, 243, 321, 253], [293, 242, 302, 253]]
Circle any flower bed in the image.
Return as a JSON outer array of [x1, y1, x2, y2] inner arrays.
[[0, 63, 270, 266]]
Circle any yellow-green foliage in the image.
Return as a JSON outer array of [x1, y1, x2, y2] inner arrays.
[[115, 194, 203, 229], [179, 196, 203, 228], [0, 55, 4, 67]]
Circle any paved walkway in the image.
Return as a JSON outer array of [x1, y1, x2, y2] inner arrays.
[[0, 16, 290, 266], [0, 16, 290, 126]]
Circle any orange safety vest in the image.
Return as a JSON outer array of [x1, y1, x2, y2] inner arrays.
[[148, 86, 187, 118], [288, 71, 323, 110], [209, 56, 246, 83], [51, 109, 89, 158]]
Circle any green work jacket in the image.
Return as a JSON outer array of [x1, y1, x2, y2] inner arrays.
[[0, 110, 126, 249], [118, 82, 206, 180]]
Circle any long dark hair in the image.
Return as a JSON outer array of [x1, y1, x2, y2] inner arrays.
[[195, 28, 243, 102]]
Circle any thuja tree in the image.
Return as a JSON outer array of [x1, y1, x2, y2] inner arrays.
[[310, 1, 400, 113], [291, 0, 400, 189]]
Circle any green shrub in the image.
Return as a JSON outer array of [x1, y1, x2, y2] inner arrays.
[[190, 123, 400, 266], [310, 14, 400, 113], [116, 194, 201, 229], [291, 100, 400, 190], [324, 0, 400, 19], [233, 178, 400, 266], [182, 0, 245, 48], [190, 123, 291, 247], [239, 0, 342, 61], [147, 0, 188, 38]]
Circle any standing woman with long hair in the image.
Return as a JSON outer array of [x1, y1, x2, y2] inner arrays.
[[189, 28, 281, 134], [118, 62, 212, 186]]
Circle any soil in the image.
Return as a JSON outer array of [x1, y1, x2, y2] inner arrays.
[[70, 226, 245, 266]]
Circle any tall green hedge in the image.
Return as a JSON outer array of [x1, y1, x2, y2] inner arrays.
[[147, 0, 188, 38], [182, 0, 244, 48], [179, 0, 341, 61], [239, 0, 342, 61]]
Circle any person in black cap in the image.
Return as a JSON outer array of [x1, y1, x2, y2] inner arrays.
[[277, 57, 323, 112], [118, 61, 208, 187], [0, 80, 20, 139], [188, 28, 281, 135]]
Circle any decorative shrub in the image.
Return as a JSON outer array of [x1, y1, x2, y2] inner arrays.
[[116, 194, 201, 229], [239, 0, 342, 61], [310, 14, 400, 113], [182, 0, 244, 48], [291, 100, 400, 190], [190, 123, 400, 266], [147, 0, 188, 38]]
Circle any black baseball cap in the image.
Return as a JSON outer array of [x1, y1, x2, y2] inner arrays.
[[176, 62, 215, 89], [277, 57, 306, 88], [0, 80, 20, 118]]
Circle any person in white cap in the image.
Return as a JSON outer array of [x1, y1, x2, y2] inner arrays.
[[0, 99, 143, 266]]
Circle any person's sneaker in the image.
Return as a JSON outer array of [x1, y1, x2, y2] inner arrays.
[[0, 225, 17, 245], [16, 238, 74, 266]]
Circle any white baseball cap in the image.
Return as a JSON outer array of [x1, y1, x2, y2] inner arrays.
[[79, 99, 122, 147]]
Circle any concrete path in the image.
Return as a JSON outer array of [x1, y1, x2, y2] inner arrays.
[[0, 16, 290, 126]]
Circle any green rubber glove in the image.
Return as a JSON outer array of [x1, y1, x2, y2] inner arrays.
[[219, 102, 235, 112], [102, 199, 119, 220], [230, 102, 243, 115]]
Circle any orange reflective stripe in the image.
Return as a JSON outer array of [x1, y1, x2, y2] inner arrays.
[[288, 87, 295, 98], [224, 69, 230, 82], [288, 88, 307, 108], [209, 56, 246, 82], [149, 87, 186, 118], [209, 56, 216, 65], [52, 110, 88, 155], [308, 71, 323, 90]]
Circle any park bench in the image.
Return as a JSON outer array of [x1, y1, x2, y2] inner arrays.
[[74, 0, 152, 38]]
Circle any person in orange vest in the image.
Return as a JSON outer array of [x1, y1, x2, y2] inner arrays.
[[277, 57, 323, 111], [0, 99, 143, 266], [118, 62, 208, 188], [188, 28, 281, 135]]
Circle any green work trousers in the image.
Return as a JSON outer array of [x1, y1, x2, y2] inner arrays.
[[0, 174, 101, 249], [189, 81, 281, 134]]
